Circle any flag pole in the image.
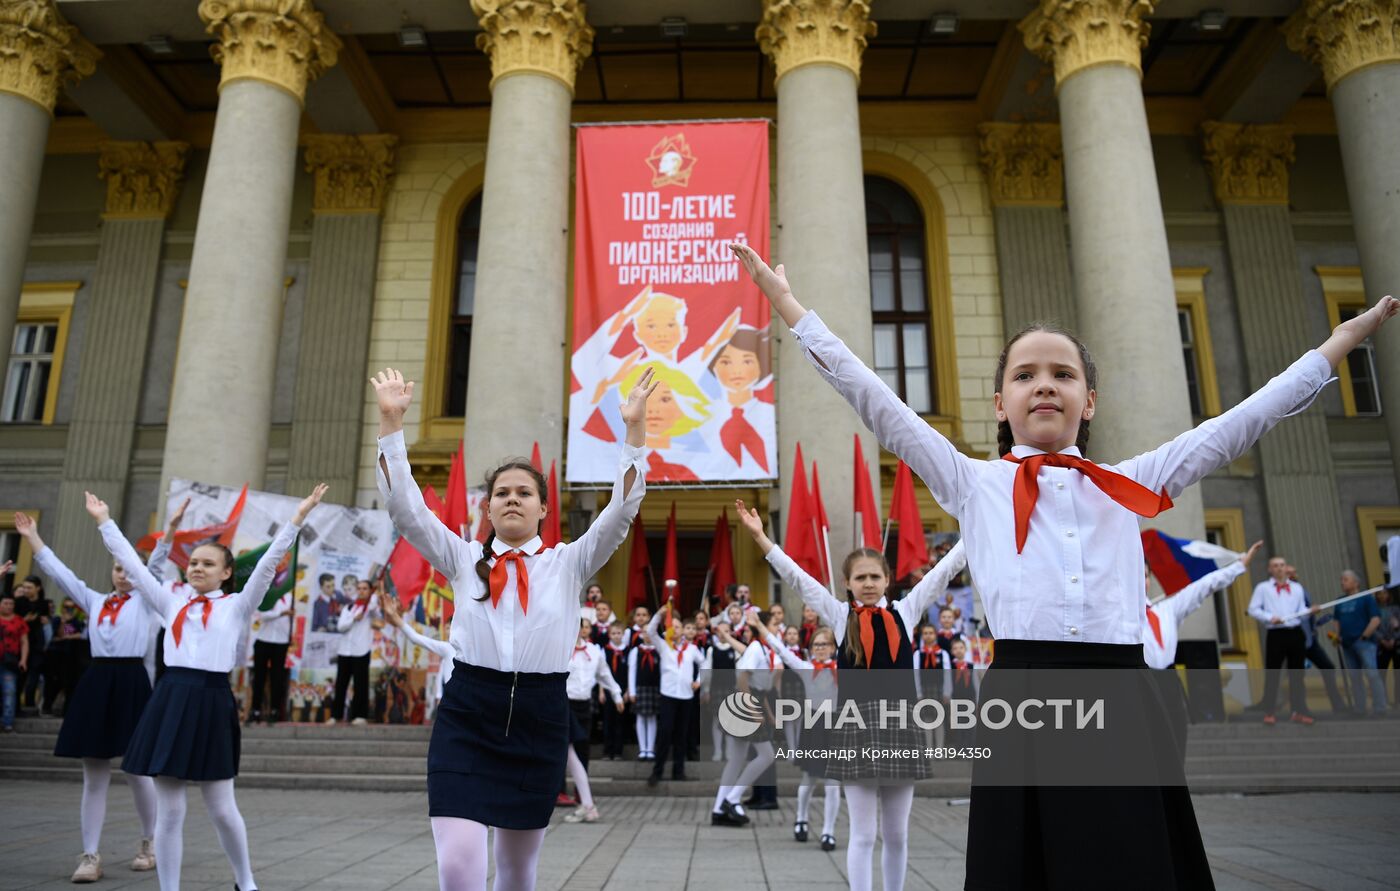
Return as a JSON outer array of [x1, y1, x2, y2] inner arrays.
[[1280, 584, 1389, 620], [699, 565, 715, 616], [819, 523, 837, 599]]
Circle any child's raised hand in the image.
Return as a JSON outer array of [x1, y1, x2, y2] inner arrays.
[[734, 499, 765, 538], [378, 590, 402, 627], [620, 365, 658, 429], [0, 560, 12, 578], [13, 511, 36, 540], [166, 497, 191, 533], [729, 243, 790, 302], [1340, 295, 1398, 341], [371, 368, 415, 418], [294, 483, 329, 525], [84, 491, 111, 525], [1240, 540, 1264, 568]]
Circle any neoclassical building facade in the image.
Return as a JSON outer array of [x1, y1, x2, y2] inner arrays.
[[1, 0, 1397, 671]]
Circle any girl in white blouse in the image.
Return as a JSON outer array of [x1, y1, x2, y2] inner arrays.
[[88, 484, 323, 891], [731, 241, 1397, 891], [372, 366, 654, 891]]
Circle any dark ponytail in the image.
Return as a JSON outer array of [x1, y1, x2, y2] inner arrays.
[[473, 531, 496, 601], [471, 457, 550, 603], [993, 322, 1097, 457]]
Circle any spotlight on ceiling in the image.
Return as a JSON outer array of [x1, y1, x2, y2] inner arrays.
[[397, 25, 428, 49], [143, 34, 175, 55], [660, 16, 688, 39], [1195, 9, 1228, 32], [931, 13, 959, 37]]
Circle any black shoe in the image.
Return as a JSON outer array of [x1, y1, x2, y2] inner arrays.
[[793, 821, 809, 842], [820, 834, 836, 851], [687, 750, 700, 761], [646, 772, 661, 787], [749, 799, 779, 811], [711, 809, 745, 827], [721, 799, 750, 825], [671, 772, 692, 782], [245, 711, 260, 727]]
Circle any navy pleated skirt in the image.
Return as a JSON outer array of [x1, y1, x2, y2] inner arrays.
[[121, 667, 240, 782], [964, 639, 1213, 891], [54, 658, 152, 760], [428, 661, 569, 830]]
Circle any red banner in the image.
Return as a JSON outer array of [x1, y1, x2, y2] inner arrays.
[[568, 121, 773, 484]]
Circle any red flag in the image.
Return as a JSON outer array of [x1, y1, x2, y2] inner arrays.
[[388, 535, 431, 607], [138, 483, 249, 568], [853, 435, 881, 550], [810, 461, 832, 585], [542, 460, 562, 548], [707, 509, 736, 608], [784, 444, 825, 583], [890, 460, 930, 580], [444, 440, 467, 537], [530, 442, 543, 473], [626, 514, 651, 613]]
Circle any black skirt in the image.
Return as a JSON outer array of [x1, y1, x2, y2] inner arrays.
[[428, 661, 569, 830], [964, 639, 1213, 891], [55, 658, 152, 760], [568, 696, 593, 744], [121, 668, 240, 782]]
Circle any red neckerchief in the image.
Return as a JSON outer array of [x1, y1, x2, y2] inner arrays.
[[172, 591, 227, 647], [812, 659, 837, 679], [98, 593, 131, 626], [920, 645, 943, 669], [1145, 607, 1164, 648], [488, 550, 530, 613], [676, 640, 690, 665], [638, 646, 657, 671], [573, 644, 590, 661], [851, 604, 901, 667], [719, 407, 770, 471], [1001, 452, 1172, 553], [953, 660, 972, 686], [759, 640, 776, 670], [1274, 581, 1290, 593], [607, 643, 626, 673]]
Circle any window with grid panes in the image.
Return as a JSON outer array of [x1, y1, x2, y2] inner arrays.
[[1177, 308, 1204, 418], [1339, 306, 1381, 416], [866, 176, 935, 415], [2, 322, 59, 423], [446, 194, 482, 416]]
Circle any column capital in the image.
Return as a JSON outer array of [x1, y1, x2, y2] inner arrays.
[[757, 0, 876, 85], [977, 123, 1064, 207], [471, 0, 594, 94], [1285, 1, 1400, 92], [0, 0, 98, 113], [1201, 123, 1294, 206], [198, 0, 341, 103], [98, 141, 190, 219], [1020, 0, 1155, 88], [304, 133, 398, 214]]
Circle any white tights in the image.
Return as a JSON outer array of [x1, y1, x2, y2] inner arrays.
[[712, 736, 776, 811], [80, 759, 156, 855], [430, 816, 546, 891], [565, 746, 594, 809], [634, 714, 656, 755], [795, 774, 842, 837], [843, 783, 915, 891], [152, 776, 255, 891]]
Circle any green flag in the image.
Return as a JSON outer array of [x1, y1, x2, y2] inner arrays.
[[235, 532, 301, 611]]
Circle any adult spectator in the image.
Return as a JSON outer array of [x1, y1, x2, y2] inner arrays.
[[1333, 571, 1387, 717], [1248, 556, 1316, 725], [13, 574, 51, 712], [1377, 587, 1400, 707]]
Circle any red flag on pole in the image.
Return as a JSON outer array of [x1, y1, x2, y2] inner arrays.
[[707, 509, 737, 607], [853, 435, 882, 551], [444, 440, 467, 537], [626, 514, 651, 613], [388, 536, 431, 608], [809, 461, 832, 586], [890, 460, 930, 581], [542, 460, 562, 548], [530, 442, 543, 473], [784, 444, 825, 583], [138, 483, 249, 568]]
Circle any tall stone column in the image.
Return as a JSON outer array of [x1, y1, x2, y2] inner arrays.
[[0, 1, 96, 373], [759, 0, 881, 569], [52, 142, 188, 579], [286, 134, 397, 503], [1203, 123, 1348, 596], [160, 1, 340, 507], [978, 123, 1076, 334], [462, 0, 592, 484], [1287, 2, 1400, 485], [1021, 1, 1206, 544]]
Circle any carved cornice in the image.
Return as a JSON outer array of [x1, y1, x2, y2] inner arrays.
[[304, 133, 398, 214], [757, 0, 876, 84], [1201, 123, 1294, 206], [1285, 0, 1400, 91], [1020, 0, 1155, 88], [98, 141, 190, 219], [977, 123, 1064, 207], [471, 0, 594, 93], [198, 0, 341, 102], [0, 0, 98, 112]]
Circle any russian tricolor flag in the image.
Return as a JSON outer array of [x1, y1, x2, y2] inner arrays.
[[1141, 529, 1239, 595]]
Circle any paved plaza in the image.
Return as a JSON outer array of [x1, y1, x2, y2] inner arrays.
[[2, 781, 1398, 890]]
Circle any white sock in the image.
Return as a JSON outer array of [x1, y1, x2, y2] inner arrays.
[[725, 742, 775, 804], [80, 759, 112, 855], [822, 781, 842, 837], [153, 776, 188, 891], [199, 779, 255, 891], [715, 738, 748, 812], [129, 774, 157, 839], [566, 746, 594, 809], [431, 817, 488, 891], [641, 715, 657, 754], [796, 780, 813, 823], [492, 827, 546, 891], [711, 714, 724, 755]]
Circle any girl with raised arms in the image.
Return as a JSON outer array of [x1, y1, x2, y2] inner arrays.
[[372, 365, 654, 891], [87, 483, 325, 891], [730, 240, 1396, 890]]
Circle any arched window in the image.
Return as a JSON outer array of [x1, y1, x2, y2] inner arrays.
[[446, 193, 482, 416], [865, 175, 934, 414]]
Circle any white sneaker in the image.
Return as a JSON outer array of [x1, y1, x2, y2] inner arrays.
[[131, 837, 155, 871], [563, 804, 599, 823], [351, 717, 367, 725], [325, 717, 337, 726], [71, 852, 102, 883]]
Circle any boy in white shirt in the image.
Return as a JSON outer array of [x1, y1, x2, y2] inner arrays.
[[644, 602, 704, 785]]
